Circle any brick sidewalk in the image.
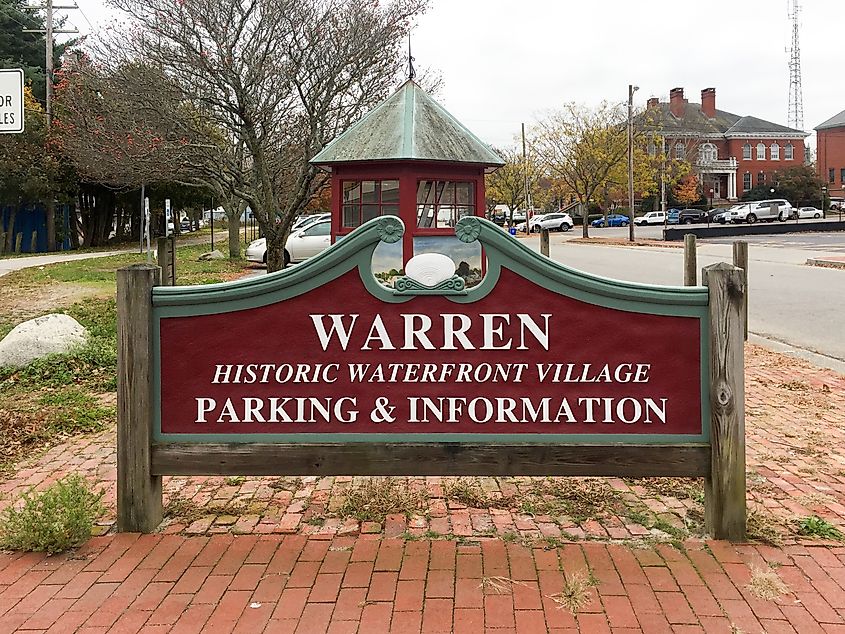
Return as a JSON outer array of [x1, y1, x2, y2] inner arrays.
[[3, 533, 845, 633], [1, 343, 844, 632]]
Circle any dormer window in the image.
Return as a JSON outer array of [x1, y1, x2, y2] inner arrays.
[[770, 143, 780, 160], [743, 143, 752, 160], [674, 143, 685, 160], [785, 143, 794, 160], [699, 143, 717, 163], [756, 143, 766, 160]]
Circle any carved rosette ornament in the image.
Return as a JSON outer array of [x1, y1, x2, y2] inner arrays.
[[376, 216, 404, 243], [455, 216, 481, 243]]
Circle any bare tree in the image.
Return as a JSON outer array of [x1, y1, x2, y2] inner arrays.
[[91, 0, 427, 271]]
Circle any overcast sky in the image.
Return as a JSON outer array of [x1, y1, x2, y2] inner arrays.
[[68, 0, 842, 151]]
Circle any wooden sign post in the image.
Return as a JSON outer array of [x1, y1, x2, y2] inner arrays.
[[117, 216, 746, 540]]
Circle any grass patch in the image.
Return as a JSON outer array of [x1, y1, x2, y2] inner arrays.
[[442, 478, 514, 509], [795, 515, 844, 540], [634, 477, 705, 503], [746, 565, 789, 601], [745, 509, 785, 546], [548, 570, 598, 614], [337, 478, 429, 524], [522, 478, 626, 523], [163, 495, 252, 525], [0, 474, 105, 553]]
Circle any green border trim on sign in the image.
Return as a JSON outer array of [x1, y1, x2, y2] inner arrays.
[[151, 216, 711, 445]]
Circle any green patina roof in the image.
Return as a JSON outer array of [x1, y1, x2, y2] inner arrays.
[[310, 80, 505, 170]]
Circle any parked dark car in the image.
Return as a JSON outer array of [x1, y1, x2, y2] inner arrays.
[[677, 208, 708, 224]]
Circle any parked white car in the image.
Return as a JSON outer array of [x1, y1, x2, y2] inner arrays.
[[634, 211, 666, 226], [291, 212, 331, 232], [729, 199, 794, 223], [515, 214, 547, 232], [533, 212, 573, 232], [246, 220, 331, 266], [796, 206, 822, 219]]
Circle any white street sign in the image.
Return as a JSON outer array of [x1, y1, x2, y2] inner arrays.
[[0, 69, 24, 134]]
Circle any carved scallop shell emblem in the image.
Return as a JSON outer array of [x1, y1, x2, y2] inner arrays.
[[404, 253, 456, 287]]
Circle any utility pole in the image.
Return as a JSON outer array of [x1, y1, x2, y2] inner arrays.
[[21, 1, 79, 122], [522, 122, 532, 223], [22, 1, 79, 253], [627, 84, 639, 242]]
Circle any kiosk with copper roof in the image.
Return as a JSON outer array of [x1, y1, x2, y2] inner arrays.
[[310, 79, 504, 286]]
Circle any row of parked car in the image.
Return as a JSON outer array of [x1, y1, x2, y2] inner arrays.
[[632, 199, 825, 226]]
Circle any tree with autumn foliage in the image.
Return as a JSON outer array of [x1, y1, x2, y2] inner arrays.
[[674, 174, 701, 206], [85, 0, 429, 272], [485, 146, 544, 225], [533, 102, 658, 238]]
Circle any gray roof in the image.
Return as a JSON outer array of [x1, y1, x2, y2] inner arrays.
[[650, 101, 807, 137], [311, 80, 504, 170], [816, 109, 845, 131], [725, 116, 804, 136]]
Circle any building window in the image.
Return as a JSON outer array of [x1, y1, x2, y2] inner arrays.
[[841, 168, 845, 184], [830, 169, 836, 184], [342, 180, 400, 228], [784, 143, 794, 160], [770, 143, 780, 160], [417, 180, 475, 229], [699, 143, 717, 163], [757, 172, 765, 186], [743, 172, 751, 191], [743, 143, 752, 160], [647, 140, 656, 157], [756, 143, 766, 160], [674, 143, 685, 160]]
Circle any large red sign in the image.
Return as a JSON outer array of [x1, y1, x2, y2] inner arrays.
[[158, 268, 702, 437]]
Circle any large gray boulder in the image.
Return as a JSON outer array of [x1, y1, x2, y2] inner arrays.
[[0, 314, 88, 368]]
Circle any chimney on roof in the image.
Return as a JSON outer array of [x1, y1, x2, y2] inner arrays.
[[647, 97, 659, 109], [669, 87, 685, 118], [701, 87, 716, 118]]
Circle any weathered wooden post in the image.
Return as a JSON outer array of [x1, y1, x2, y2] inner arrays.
[[0, 232, 6, 255], [14, 232, 22, 254], [117, 263, 162, 532], [702, 262, 746, 541], [157, 236, 176, 286], [540, 228, 550, 257], [683, 233, 697, 286], [732, 241, 748, 341], [30, 231, 38, 253]]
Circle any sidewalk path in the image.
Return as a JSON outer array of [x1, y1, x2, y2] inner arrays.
[[2, 533, 842, 633], [1, 344, 844, 632]]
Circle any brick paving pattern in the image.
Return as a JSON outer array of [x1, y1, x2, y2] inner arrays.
[[0, 343, 844, 631]]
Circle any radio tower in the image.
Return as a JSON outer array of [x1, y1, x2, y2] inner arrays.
[[787, 0, 804, 130]]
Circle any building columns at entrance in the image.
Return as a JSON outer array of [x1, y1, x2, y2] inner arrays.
[[727, 172, 737, 200]]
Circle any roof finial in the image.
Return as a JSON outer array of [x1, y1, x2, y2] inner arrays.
[[407, 34, 416, 81]]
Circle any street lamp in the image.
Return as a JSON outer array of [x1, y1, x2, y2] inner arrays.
[[627, 84, 639, 242], [821, 185, 827, 218]]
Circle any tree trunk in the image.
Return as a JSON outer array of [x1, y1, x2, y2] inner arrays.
[[4, 206, 16, 253], [224, 201, 242, 259], [266, 230, 287, 272], [68, 203, 80, 249], [46, 199, 56, 252], [581, 202, 589, 239]]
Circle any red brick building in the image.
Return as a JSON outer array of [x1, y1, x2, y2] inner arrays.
[[815, 109, 845, 200], [647, 87, 809, 202]]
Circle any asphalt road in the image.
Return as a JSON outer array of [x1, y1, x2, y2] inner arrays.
[[519, 229, 845, 365]]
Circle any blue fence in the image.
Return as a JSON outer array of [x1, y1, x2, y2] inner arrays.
[[0, 203, 73, 253]]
